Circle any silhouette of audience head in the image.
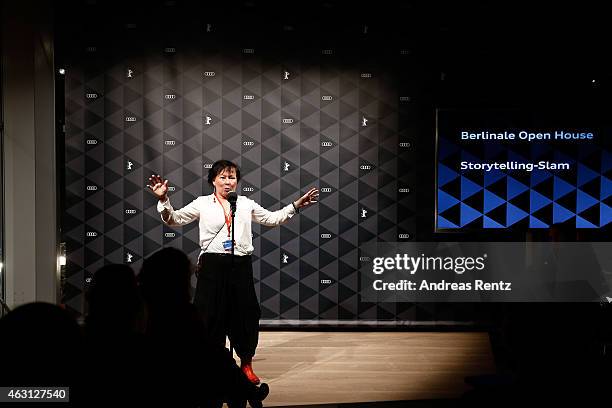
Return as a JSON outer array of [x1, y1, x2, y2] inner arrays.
[[85, 263, 143, 335], [0, 302, 82, 385], [138, 247, 194, 309]]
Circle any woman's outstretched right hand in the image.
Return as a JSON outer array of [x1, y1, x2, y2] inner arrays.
[[147, 174, 169, 202]]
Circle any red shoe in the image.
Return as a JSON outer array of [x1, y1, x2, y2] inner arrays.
[[241, 362, 261, 385]]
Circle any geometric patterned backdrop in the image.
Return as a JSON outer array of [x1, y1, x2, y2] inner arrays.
[[58, 0, 474, 324], [437, 110, 612, 230]]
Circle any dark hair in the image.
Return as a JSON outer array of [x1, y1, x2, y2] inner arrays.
[[85, 264, 142, 332], [138, 247, 194, 307], [207, 159, 240, 188]]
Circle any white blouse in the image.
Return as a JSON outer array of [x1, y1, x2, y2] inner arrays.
[[157, 194, 297, 256]]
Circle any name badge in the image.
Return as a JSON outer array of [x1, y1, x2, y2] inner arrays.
[[222, 239, 233, 252]]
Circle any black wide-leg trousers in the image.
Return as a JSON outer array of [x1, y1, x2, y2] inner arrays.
[[194, 253, 261, 359]]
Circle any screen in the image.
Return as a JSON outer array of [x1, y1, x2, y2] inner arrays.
[[436, 109, 612, 230]]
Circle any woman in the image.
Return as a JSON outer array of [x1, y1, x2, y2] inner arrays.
[[147, 159, 318, 384]]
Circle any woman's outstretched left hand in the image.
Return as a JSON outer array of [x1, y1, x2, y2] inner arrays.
[[294, 187, 319, 209]]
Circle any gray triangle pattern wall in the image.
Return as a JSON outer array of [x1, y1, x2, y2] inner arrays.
[[61, 13, 425, 324]]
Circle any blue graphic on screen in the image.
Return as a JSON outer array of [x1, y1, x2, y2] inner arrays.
[[436, 110, 612, 230]]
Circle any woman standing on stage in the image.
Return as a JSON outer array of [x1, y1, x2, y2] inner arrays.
[[147, 160, 318, 384]]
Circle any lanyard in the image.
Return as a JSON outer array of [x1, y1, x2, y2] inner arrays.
[[214, 192, 232, 237]]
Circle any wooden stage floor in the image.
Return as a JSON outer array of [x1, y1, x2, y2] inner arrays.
[[232, 331, 496, 407]]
